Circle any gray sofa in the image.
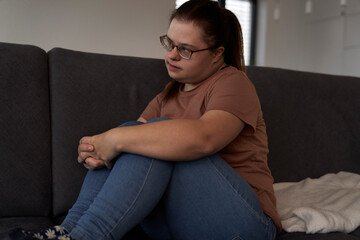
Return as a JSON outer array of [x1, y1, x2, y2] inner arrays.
[[1, 41, 359, 240]]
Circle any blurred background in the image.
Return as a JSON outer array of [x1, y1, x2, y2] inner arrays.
[[0, 0, 359, 77]]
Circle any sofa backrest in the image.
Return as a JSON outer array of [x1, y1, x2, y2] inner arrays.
[[0, 42, 52, 217], [48, 50, 360, 217], [2, 41, 358, 220], [247, 66, 360, 183], [48, 48, 169, 218]]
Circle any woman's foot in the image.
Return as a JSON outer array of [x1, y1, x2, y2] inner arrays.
[[6, 225, 73, 239]]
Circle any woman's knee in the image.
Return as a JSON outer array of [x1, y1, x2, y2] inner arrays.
[[118, 117, 170, 128], [146, 117, 171, 123], [118, 120, 143, 128]]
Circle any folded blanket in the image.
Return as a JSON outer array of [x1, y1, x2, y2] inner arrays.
[[274, 171, 360, 234]]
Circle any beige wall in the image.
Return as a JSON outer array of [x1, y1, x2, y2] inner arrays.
[[2, 0, 360, 77], [0, 0, 174, 59]]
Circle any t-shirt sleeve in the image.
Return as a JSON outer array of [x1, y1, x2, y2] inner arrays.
[[206, 71, 261, 132], [140, 93, 162, 122]]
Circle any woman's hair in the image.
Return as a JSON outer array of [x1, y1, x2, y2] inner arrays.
[[162, 0, 246, 102]]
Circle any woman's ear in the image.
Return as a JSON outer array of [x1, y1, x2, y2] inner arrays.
[[212, 46, 225, 62], [215, 46, 225, 57]]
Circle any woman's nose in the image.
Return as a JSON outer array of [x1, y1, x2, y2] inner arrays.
[[167, 47, 181, 60]]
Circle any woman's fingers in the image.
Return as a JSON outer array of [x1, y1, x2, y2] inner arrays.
[[77, 135, 116, 169], [78, 142, 94, 153], [83, 157, 106, 170]]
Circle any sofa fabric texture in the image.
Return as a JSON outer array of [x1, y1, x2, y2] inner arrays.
[[0, 43, 51, 218], [246, 67, 360, 183], [48, 48, 168, 218], [1, 42, 359, 239]]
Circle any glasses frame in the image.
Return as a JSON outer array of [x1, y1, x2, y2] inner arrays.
[[160, 35, 216, 60]]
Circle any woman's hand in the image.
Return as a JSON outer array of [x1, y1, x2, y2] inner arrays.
[[77, 128, 122, 170]]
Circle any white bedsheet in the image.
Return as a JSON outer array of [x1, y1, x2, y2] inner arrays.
[[274, 171, 360, 234]]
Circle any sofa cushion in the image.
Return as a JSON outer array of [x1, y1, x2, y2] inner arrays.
[[0, 42, 51, 217], [0, 217, 54, 239], [247, 66, 360, 183], [276, 227, 360, 240], [48, 48, 169, 218]]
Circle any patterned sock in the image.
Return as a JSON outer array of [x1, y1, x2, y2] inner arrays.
[[6, 225, 74, 240]]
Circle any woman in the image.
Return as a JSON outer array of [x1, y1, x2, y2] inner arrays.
[[8, 0, 281, 239]]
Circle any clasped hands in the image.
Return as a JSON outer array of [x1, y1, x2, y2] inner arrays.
[[77, 129, 120, 170]]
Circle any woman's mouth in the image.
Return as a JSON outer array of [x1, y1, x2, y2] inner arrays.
[[167, 62, 181, 72]]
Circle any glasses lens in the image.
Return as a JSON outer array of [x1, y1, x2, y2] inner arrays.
[[177, 46, 192, 59], [160, 35, 192, 60], [161, 36, 173, 51]]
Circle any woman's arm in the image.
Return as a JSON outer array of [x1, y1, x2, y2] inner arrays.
[[78, 109, 244, 169]]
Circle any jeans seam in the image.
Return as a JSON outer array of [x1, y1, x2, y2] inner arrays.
[[231, 236, 244, 240], [61, 222, 74, 234], [106, 158, 155, 239], [208, 156, 269, 227], [70, 227, 89, 240]]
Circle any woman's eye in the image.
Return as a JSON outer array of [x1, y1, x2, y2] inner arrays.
[[180, 47, 192, 54]]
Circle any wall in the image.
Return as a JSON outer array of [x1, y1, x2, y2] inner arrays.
[[0, 0, 174, 59], [256, 0, 360, 77], [2, 0, 360, 77]]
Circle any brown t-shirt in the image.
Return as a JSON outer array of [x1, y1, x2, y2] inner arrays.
[[141, 66, 282, 231]]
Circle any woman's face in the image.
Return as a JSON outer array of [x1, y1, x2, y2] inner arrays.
[[164, 18, 224, 90]]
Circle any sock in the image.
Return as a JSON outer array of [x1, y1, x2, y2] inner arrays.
[[6, 225, 74, 240]]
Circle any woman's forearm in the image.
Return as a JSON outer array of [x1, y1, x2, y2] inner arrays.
[[79, 110, 244, 165], [116, 110, 244, 161], [114, 119, 215, 161]]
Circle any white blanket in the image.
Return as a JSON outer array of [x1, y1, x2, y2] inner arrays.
[[274, 171, 360, 234]]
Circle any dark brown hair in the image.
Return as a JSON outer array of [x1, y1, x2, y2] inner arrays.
[[162, 0, 246, 102]]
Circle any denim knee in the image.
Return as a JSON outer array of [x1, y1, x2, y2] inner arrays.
[[118, 117, 170, 128], [118, 121, 143, 127], [146, 117, 171, 123]]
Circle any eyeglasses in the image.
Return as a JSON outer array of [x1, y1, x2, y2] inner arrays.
[[160, 35, 215, 60]]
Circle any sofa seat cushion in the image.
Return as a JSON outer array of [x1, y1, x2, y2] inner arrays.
[[0, 217, 54, 239], [276, 227, 360, 240]]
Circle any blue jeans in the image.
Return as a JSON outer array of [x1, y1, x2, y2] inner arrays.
[[62, 118, 276, 240]]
